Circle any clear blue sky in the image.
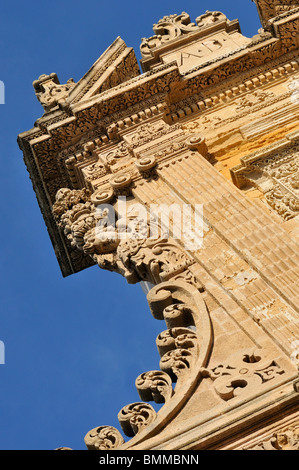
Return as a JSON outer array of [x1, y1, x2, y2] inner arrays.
[[0, 0, 261, 450]]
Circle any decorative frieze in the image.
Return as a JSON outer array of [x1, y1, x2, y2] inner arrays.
[[253, 0, 299, 28], [202, 348, 286, 402], [243, 421, 299, 450], [231, 137, 299, 220]]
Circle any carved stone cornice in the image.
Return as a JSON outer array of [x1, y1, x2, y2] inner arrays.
[[223, 411, 299, 450], [253, 0, 299, 29], [18, 7, 299, 280], [248, 423, 299, 450], [230, 130, 299, 221]]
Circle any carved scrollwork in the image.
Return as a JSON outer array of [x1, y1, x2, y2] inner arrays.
[[90, 188, 115, 206], [135, 156, 157, 178], [117, 403, 157, 437], [160, 348, 195, 382], [185, 133, 208, 157], [84, 426, 125, 450], [156, 327, 198, 382], [196, 11, 227, 28], [156, 327, 198, 357], [140, 12, 199, 57], [82, 161, 108, 183], [53, 188, 195, 285], [147, 280, 212, 362], [109, 173, 132, 196], [246, 423, 299, 450], [162, 303, 194, 329], [104, 142, 130, 166], [253, 0, 299, 26], [135, 370, 173, 404], [202, 349, 286, 401], [33, 73, 76, 112], [52, 190, 213, 447]]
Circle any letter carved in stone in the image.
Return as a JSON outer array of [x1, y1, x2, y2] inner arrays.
[[135, 370, 173, 404], [202, 349, 286, 401]]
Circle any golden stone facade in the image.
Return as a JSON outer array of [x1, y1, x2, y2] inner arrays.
[[18, 1, 299, 450]]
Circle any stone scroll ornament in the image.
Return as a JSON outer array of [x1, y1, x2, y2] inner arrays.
[[53, 188, 213, 449], [201, 349, 286, 402], [247, 424, 299, 450], [140, 11, 227, 57], [52, 187, 196, 285], [33, 73, 76, 112]]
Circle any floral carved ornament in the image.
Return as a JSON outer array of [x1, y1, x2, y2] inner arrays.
[[52, 184, 215, 449]]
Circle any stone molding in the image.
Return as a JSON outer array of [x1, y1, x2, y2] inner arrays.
[[18, 4, 299, 451]]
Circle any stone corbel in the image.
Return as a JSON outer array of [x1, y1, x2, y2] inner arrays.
[[185, 133, 209, 159], [134, 156, 157, 179]]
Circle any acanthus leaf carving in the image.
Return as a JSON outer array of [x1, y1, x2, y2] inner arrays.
[[160, 348, 194, 382], [52, 188, 196, 285], [135, 370, 174, 404], [156, 327, 198, 357], [84, 426, 125, 451], [117, 402, 157, 437]]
